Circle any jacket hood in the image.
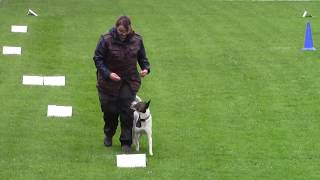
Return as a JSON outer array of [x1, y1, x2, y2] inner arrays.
[[109, 27, 117, 38]]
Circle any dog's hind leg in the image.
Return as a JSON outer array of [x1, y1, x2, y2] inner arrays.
[[135, 96, 142, 102]]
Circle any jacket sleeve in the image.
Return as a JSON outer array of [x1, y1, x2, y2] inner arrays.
[[93, 36, 111, 80], [137, 39, 151, 74]]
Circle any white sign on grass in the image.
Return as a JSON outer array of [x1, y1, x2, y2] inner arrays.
[[47, 105, 72, 117], [2, 46, 21, 55], [22, 75, 43, 85], [43, 76, 65, 86], [116, 154, 146, 168], [11, 25, 28, 33]]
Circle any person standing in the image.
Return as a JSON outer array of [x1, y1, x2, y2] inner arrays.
[[93, 16, 150, 153]]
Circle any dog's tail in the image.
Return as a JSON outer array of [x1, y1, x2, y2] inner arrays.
[[135, 95, 142, 102]]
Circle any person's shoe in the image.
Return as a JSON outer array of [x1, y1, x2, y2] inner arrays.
[[104, 136, 112, 147], [121, 145, 131, 153]]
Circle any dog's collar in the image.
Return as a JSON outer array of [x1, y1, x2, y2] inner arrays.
[[136, 113, 150, 128], [139, 114, 150, 122]]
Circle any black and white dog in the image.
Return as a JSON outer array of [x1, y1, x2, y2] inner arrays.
[[131, 96, 153, 156]]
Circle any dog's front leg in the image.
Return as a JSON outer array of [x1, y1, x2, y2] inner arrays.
[[132, 131, 137, 146], [135, 133, 140, 152], [147, 132, 153, 156]]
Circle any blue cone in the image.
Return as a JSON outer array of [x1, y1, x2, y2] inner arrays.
[[303, 22, 316, 51]]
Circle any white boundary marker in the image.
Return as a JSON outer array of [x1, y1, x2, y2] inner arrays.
[[43, 76, 65, 86], [22, 76, 66, 86], [27, 9, 38, 16], [116, 154, 146, 168], [22, 75, 43, 85], [11, 25, 28, 33], [2, 46, 21, 55], [47, 105, 72, 117]]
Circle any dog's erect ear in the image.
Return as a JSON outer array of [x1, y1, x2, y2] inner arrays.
[[145, 100, 151, 109]]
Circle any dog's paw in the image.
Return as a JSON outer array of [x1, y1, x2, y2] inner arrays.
[[149, 152, 153, 156]]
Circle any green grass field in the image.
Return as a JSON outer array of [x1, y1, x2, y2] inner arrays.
[[1, 0, 320, 179]]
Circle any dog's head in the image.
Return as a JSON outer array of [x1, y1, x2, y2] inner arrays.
[[131, 100, 151, 128], [131, 100, 151, 113]]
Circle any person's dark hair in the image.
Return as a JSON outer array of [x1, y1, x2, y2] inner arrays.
[[115, 16, 132, 31]]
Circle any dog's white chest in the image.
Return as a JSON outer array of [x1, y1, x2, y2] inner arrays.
[[133, 111, 152, 131]]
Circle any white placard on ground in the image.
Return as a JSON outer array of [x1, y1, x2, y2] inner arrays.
[[2, 46, 22, 55], [47, 105, 72, 117], [116, 154, 146, 168], [11, 25, 28, 33], [22, 75, 43, 85], [43, 76, 65, 86]]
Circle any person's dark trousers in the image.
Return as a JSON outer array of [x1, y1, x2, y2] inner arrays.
[[118, 82, 135, 146], [118, 96, 134, 146], [98, 82, 135, 146], [98, 94, 118, 139], [103, 108, 118, 139]]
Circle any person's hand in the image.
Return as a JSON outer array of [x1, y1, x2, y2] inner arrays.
[[109, 72, 121, 81], [140, 69, 148, 77]]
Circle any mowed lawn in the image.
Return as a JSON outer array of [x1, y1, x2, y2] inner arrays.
[[1, 0, 320, 179]]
